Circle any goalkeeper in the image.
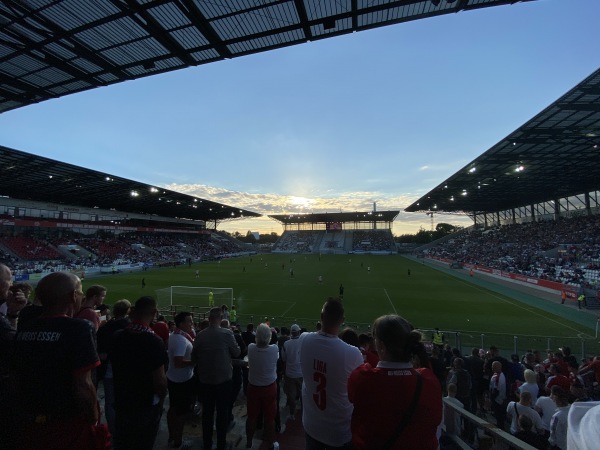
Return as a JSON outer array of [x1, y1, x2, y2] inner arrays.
[[208, 290, 214, 307]]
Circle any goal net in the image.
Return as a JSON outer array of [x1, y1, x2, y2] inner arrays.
[[155, 286, 234, 309]]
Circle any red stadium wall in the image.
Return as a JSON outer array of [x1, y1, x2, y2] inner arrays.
[[427, 256, 578, 299]]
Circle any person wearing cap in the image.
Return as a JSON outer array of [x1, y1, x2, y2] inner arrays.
[[282, 324, 303, 419]]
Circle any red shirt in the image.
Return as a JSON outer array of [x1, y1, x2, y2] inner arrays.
[[348, 363, 442, 450], [360, 348, 379, 367], [75, 307, 100, 331], [547, 374, 571, 392], [151, 321, 169, 345]]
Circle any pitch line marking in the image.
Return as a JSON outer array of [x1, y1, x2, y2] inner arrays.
[[281, 302, 297, 317], [384, 289, 397, 314], [444, 273, 585, 335]]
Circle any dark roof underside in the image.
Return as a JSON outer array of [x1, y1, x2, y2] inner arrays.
[[0, 0, 535, 114], [269, 211, 399, 224], [0, 145, 261, 222], [405, 68, 600, 215]]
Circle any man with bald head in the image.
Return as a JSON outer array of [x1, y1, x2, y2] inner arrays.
[[0, 263, 28, 448], [12, 271, 101, 449]]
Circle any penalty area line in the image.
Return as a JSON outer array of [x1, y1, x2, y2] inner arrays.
[[281, 302, 297, 317], [384, 289, 397, 314]]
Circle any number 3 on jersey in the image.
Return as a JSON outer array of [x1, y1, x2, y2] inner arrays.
[[313, 371, 327, 410]]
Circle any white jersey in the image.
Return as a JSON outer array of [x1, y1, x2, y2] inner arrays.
[[300, 331, 363, 447], [535, 395, 557, 431], [506, 401, 544, 435], [247, 343, 278, 386], [282, 336, 302, 378], [166, 333, 194, 383]]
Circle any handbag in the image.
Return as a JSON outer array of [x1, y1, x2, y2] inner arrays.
[[381, 370, 423, 450]]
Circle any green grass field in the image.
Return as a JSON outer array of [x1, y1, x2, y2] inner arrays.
[[88, 254, 600, 356]]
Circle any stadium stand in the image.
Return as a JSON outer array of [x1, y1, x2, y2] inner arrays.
[[422, 215, 600, 290]]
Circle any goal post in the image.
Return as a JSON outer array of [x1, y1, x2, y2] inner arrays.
[[155, 286, 234, 309]]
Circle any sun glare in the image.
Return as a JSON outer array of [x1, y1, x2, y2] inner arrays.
[[288, 196, 314, 209]]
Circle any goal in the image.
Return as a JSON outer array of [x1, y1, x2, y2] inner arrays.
[[155, 286, 234, 309]]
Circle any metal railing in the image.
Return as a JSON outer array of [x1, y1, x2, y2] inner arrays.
[[442, 398, 539, 450]]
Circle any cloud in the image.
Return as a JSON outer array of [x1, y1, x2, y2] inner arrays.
[[163, 182, 473, 235]]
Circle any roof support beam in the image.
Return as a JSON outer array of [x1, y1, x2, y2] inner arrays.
[[110, 0, 196, 66], [178, 0, 233, 59]]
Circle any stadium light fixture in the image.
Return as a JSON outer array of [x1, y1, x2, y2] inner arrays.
[[515, 165, 525, 172], [150, 187, 158, 193], [130, 190, 139, 197], [468, 167, 476, 173]]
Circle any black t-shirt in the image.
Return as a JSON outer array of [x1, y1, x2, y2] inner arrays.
[[110, 327, 167, 411], [13, 316, 99, 418], [97, 317, 130, 355], [16, 304, 44, 331]]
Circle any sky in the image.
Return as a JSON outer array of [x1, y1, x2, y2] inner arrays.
[[1, 0, 599, 236]]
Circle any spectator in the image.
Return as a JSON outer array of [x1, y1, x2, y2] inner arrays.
[[506, 391, 544, 436], [282, 324, 303, 419], [229, 321, 247, 427], [490, 360, 507, 430], [549, 386, 571, 450], [358, 332, 379, 367], [13, 272, 102, 450], [465, 347, 485, 413], [0, 263, 27, 448], [518, 369, 540, 400], [96, 298, 131, 438], [167, 311, 196, 449], [110, 296, 167, 450], [546, 364, 571, 394], [151, 314, 170, 346], [348, 314, 443, 449], [444, 383, 463, 437], [535, 393, 556, 437], [447, 357, 472, 411], [339, 327, 360, 347], [192, 307, 240, 450], [75, 284, 107, 332], [300, 298, 363, 449], [245, 323, 279, 449], [514, 415, 548, 450]]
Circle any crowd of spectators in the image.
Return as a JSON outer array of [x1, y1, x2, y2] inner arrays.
[[352, 229, 395, 252], [0, 231, 249, 276], [272, 231, 320, 253], [423, 215, 600, 288], [1, 269, 599, 450]]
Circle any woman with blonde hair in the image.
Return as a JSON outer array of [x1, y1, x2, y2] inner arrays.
[[348, 315, 442, 450], [245, 323, 279, 449], [518, 369, 540, 400]]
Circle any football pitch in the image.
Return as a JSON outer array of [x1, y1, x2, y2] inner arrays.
[[89, 254, 600, 356]]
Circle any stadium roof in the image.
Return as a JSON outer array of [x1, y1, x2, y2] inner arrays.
[[269, 211, 399, 224], [0, 0, 536, 114], [0, 145, 261, 222], [405, 68, 600, 215]]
